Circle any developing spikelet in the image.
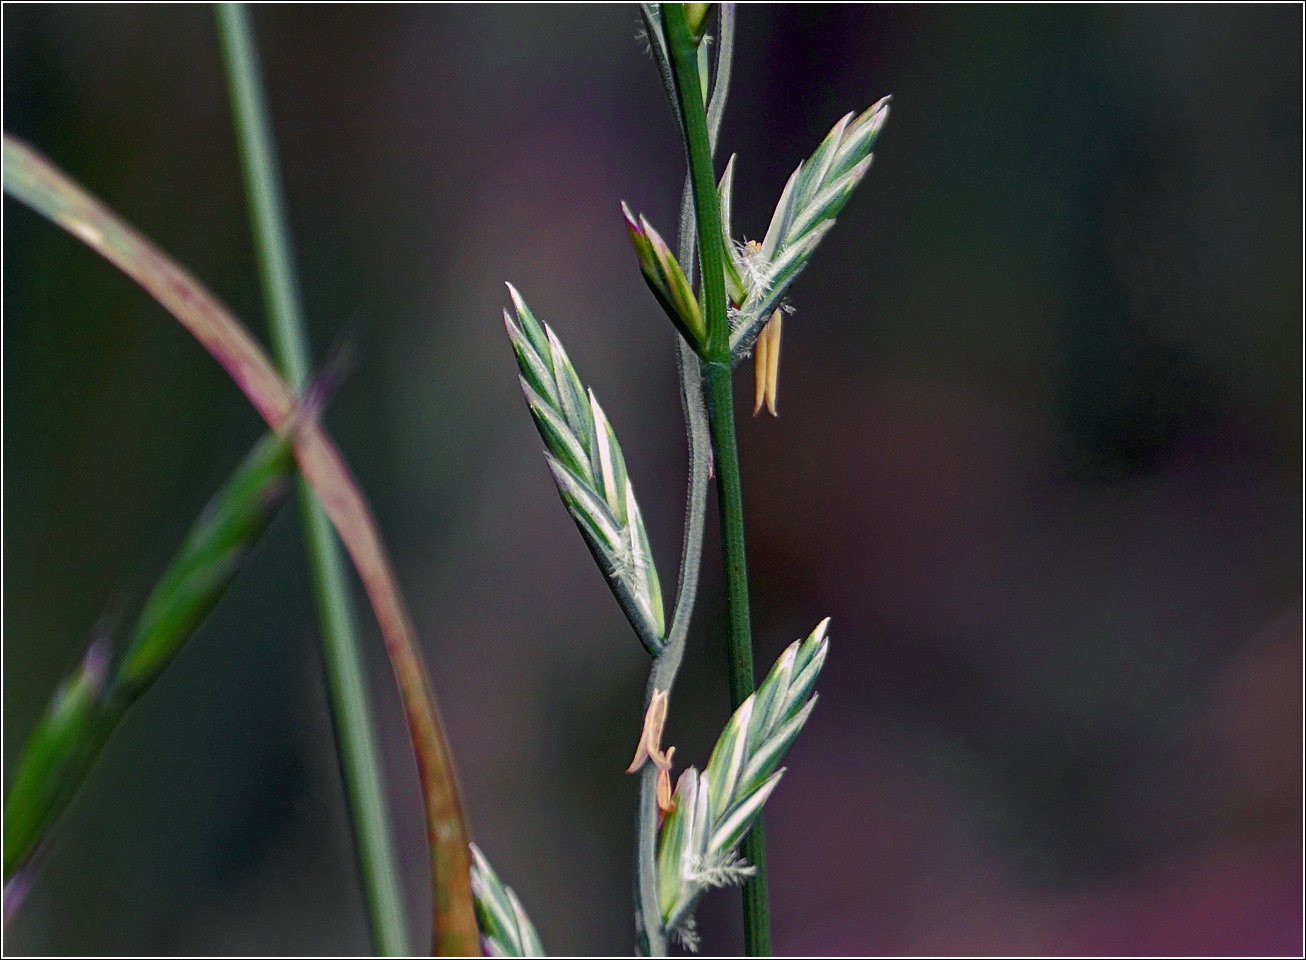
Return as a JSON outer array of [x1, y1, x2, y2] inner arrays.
[[653, 622, 830, 941]]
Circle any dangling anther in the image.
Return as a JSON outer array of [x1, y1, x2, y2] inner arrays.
[[655, 747, 676, 820], [753, 308, 783, 416], [627, 689, 674, 774]]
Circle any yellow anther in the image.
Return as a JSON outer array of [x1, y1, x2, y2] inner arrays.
[[753, 309, 783, 416]]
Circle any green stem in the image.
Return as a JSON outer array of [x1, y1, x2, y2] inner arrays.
[[700, 361, 769, 950], [664, 5, 770, 955], [663, 8, 728, 365], [632, 5, 734, 952], [214, 5, 410, 955]]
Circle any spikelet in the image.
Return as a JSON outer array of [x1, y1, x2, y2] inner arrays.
[[655, 619, 830, 943], [470, 843, 546, 957], [503, 285, 667, 655], [721, 98, 890, 362]]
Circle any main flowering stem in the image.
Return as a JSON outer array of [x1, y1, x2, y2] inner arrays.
[[664, 5, 770, 955]]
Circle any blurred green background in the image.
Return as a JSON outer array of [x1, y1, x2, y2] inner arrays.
[[4, 4, 1300, 955]]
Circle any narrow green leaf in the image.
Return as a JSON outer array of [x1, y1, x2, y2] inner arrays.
[[5, 424, 298, 881]]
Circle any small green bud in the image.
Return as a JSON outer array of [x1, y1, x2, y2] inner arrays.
[[622, 203, 707, 351]]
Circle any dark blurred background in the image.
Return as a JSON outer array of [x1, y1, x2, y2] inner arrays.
[[4, 4, 1301, 955]]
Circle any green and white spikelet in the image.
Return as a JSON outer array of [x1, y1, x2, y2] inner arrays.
[[656, 618, 831, 948], [470, 843, 545, 958], [721, 97, 891, 362], [504, 284, 666, 655]]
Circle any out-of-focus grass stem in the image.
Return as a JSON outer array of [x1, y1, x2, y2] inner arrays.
[[214, 5, 410, 954]]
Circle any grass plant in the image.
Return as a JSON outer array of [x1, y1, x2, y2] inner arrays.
[[489, 4, 887, 954], [4, 3, 886, 955]]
